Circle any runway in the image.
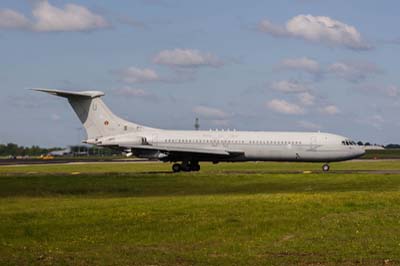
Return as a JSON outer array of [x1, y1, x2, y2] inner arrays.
[[0, 158, 152, 166], [1, 159, 400, 175]]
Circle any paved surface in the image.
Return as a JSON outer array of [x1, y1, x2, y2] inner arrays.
[[1, 159, 400, 175], [0, 158, 151, 166]]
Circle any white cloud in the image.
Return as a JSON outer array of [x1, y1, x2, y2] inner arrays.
[[50, 113, 61, 121], [114, 87, 159, 102], [0, 9, 30, 29], [369, 114, 385, 128], [298, 120, 321, 130], [193, 105, 228, 119], [320, 105, 340, 115], [358, 114, 385, 129], [0, 1, 109, 32], [258, 19, 287, 37], [117, 67, 160, 83], [115, 87, 148, 97], [258, 15, 370, 50], [371, 114, 384, 124], [32, 1, 109, 32], [329, 61, 381, 83], [279, 57, 321, 74], [385, 85, 399, 97], [298, 92, 315, 106], [266, 99, 305, 115], [153, 49, 223, 68], [277, 58, 381, 83], [271, 80, 310, 93], [352, 84, 399, 98]]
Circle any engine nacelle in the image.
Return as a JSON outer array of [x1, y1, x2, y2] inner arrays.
[[135, 150, 168, 160], [96, 135, 146, 146]]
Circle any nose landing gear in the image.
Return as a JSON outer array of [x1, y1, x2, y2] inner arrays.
[[322, 163, 330, 172]]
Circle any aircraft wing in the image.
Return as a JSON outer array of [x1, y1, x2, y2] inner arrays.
[[126, 144, 244, 159]]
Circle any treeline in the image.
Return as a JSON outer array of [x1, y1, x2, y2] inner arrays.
[[0, 143, 57, 156], [357, 141, 396, 147], [0, 143, 119, 157], [385, 144, 400, 149]]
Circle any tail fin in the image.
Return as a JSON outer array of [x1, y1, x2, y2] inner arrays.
[[33, 88, 151, 140]]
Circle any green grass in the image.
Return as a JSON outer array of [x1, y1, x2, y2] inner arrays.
[[1, 161, 400, 265]]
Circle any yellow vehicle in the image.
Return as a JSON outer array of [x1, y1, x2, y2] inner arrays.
[[41, 155, 54, 160]]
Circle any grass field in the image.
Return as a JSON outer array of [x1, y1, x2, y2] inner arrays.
[[1, 161, 400, 265]]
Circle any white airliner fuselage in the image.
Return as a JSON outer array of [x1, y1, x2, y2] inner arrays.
[[34, 89, 365, 172]]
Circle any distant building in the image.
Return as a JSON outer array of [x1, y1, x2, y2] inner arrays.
[[49, 147, 72, 156], [364, 145, 385, 150]]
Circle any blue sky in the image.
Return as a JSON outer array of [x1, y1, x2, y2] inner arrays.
[[1, 0, 400, 147]]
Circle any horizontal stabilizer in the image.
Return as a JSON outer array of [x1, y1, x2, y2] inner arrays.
[[32, 88, 105, 98]]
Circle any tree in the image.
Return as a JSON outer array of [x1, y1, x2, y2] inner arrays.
[[0, 143, 55, 156], [386, 144, 400, 149]]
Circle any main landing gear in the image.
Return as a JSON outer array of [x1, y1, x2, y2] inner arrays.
[[172, 162, 200, 173], [322, 163, 330, 172]]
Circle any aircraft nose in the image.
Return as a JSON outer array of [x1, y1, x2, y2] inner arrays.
[[356, 146, 366, 157]]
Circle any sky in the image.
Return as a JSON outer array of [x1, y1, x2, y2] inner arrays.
[[1, 0, 400, 147]]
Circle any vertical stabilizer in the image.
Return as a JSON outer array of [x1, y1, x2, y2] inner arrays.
[[33, 89, 153, 140]]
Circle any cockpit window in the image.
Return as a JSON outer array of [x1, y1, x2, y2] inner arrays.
[[342, 139, 356, 146]]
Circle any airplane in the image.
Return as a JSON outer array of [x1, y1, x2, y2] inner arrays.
[[33, 88, 365, 172]]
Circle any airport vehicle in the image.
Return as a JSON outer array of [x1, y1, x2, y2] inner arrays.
[[34, 89, 365, 172]]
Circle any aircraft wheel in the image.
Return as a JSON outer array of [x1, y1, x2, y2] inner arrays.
[[172, 163, 181, 173], [182, 164, 191, 172], [322, 164, 330, 172], [191, 163, 200, 172]]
